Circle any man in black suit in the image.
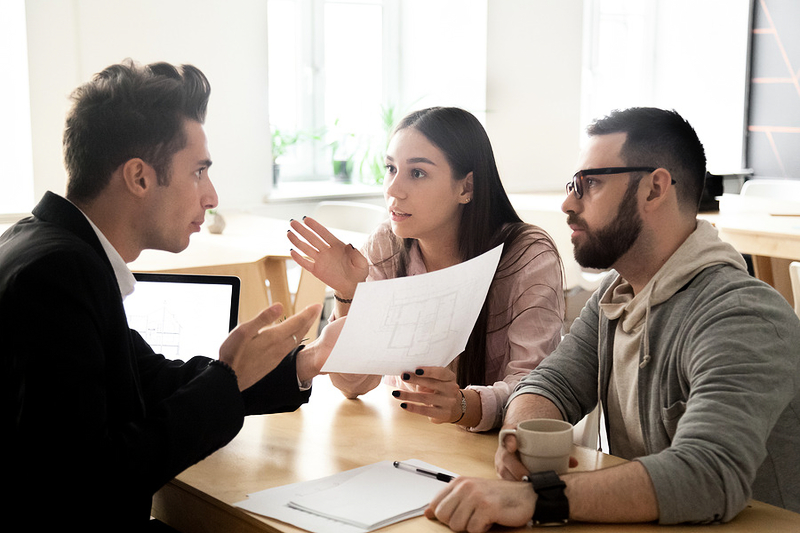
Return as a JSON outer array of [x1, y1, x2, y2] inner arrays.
[[0, 60, 343, 530]]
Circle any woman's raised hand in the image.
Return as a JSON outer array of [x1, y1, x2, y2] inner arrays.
[[287, 216, 369, 298]]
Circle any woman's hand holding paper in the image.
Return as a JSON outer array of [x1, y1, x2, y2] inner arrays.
[[393, 366, 469, 425]]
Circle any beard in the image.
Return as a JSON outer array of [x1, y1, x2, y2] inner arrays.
[[569, 180, 643, 270]]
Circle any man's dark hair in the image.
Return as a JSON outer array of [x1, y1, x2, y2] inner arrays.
[[64, 59, 211, 203], [587, 107, 707, 214]]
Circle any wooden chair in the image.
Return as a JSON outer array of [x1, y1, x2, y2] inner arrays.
[[311, 200, 387, 232]]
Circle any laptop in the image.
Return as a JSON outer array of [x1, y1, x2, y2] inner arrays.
[[124, 272, 240, 362]]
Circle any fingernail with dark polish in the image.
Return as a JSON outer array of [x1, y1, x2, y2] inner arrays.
[[392, 390, 401, 397], [402, 373, 410, 381], [400, 403, 408, 409], [415, 368, 424, 375]]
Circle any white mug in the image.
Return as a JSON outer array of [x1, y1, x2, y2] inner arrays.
[[499, 418, 573, 474]]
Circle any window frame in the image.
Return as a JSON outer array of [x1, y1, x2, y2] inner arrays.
[[269, 0, 399, 183]]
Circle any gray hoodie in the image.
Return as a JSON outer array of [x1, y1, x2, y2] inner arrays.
[[509, 220, 800, 523]]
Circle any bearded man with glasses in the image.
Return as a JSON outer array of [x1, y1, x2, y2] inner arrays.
[[424, 107, 800, 531]]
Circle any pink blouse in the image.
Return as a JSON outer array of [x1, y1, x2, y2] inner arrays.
[[329, 222, 565, 431]]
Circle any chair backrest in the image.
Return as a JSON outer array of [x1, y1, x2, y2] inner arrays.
[[722, 178, 800, 215], [739, 179, 800, 199], [790, 261, 800, 318], [312, 201, 387, 234]]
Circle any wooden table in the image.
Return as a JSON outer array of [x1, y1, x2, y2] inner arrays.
[[150, 376, 800, 532], [130, 213, 367, 340], [700, 212, 800, 306]]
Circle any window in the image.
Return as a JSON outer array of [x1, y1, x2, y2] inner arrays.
[[0, 0, 35, 215], [268, 0, 398, 184]]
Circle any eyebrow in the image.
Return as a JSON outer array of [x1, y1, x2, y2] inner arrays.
[[198, 159, 213, 168], [385, 155, 437, 166]]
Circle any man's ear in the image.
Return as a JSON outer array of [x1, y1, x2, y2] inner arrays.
[[460, 171, 474, 203], [120, 158, 156, 198], [643, 168, 674, 207]]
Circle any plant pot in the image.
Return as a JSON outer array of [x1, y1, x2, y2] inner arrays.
[[207, 212, 226, 234], [333, 159, 352, 183]]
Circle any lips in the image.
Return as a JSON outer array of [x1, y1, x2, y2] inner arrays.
[[566, 215, 587, 239], [389, 208, 411, 222]]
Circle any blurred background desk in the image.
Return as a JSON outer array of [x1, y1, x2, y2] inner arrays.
[[150, 376, 800, 532], [508, 193, 800, 313], [700, 212, 800, 307], [130, 213, 368, 340]]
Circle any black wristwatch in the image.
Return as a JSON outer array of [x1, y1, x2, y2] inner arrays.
[[525, 470, 569, 526]]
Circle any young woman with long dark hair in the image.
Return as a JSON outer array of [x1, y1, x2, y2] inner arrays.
[[288, 107, 564, 431]]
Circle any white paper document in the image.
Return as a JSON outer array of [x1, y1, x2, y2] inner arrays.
[[234, 459, 457, 533], [321, 244, 503, 374]]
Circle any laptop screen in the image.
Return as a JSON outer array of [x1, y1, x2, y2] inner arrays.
[[124, 272, 240, 362]]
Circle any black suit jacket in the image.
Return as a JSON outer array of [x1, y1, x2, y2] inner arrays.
[[0, 192, 311, 530]]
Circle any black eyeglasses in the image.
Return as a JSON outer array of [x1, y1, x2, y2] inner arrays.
[[566, 166, 660, 199]]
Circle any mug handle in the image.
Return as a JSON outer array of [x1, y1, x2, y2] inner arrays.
[[498, 427, 517, 448]]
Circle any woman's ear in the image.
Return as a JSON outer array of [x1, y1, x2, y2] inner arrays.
[[460, 171, 474, 204]]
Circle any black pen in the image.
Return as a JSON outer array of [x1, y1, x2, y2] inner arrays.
[[393, 460, 454, 482]]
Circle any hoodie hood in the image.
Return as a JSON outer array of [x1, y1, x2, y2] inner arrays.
[[600, 219, 747, 367], [644, 218, 747, 307]]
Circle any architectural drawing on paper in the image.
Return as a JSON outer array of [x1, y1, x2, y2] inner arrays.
[[379, 288, 459, 361]]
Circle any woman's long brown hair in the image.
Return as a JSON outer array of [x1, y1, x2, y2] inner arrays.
[[377, 107, 564, 387]]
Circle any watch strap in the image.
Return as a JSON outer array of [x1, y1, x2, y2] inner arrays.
[[526, 470, 569, 526]]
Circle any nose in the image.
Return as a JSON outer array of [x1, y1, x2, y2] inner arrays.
[[203, 177, 219, 210], [384, 173, 405, 201], [561, 189, 579, 215]]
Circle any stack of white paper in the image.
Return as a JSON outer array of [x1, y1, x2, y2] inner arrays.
[[235, 460, 457, 532]]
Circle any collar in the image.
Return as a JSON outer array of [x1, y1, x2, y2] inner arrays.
[[73, 202, 137, 299]]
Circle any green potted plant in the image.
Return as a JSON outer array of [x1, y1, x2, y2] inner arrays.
[[327, 119, 356, 183], [357, 103, 397, 185], [271, 126, 302, 185]]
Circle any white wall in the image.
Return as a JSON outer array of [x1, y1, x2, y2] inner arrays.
[[485, 0, 585, 193], [25, 0, 271, 211], [0, 0, 35, 214]]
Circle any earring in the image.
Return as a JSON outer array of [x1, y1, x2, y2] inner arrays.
[[464, 197, 472, 204]]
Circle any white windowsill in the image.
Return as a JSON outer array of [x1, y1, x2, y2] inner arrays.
[[265, 180, 383, 203]]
